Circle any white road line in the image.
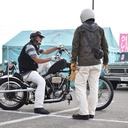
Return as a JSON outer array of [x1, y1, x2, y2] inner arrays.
[[50, 114, 72, 119], [93, 118, 128, 124], [51, 107, 78, 115], [0, 108, 128, 126], [0, 109, 36, 115], [0, 114, 71, 126], [0, 115, 46, 126], [0, 114, 128, 126], [50, 115, 128, 124], [0, 107, 78, 115]]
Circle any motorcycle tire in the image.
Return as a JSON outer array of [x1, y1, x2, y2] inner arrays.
[[0, 77, 27, 110], [96, 76, 114, 110]]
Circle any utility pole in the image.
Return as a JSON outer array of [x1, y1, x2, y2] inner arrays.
[[92, 0, 94, 10]]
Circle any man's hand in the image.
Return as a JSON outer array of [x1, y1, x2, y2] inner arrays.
[[69, 71, 76, 82], [70, 62, 76, 71], [103, 64, 108, 71], [9, 65, 13, 70], [57, 45, 65, 50], [69, 62, 76, 82]]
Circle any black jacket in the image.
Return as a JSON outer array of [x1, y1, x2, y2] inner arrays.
[[71, 21, 109, 66], [18, 42, 38, 73]]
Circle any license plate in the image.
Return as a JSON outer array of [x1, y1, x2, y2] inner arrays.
[[121, 77, 128, 81], [52, 77, 61, 83]]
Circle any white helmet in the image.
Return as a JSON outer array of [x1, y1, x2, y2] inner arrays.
[[80, 8, 95, 23]]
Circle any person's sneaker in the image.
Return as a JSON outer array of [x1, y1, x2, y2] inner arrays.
[[89, 115, 94, 119], [72, 114, 89, 120], [34, 108, 50, 114]]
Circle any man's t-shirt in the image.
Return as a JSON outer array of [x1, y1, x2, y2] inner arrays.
[[25, 44, 44, 58]]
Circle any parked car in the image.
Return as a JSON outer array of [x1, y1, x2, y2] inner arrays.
[[105, 52, 128, 89]]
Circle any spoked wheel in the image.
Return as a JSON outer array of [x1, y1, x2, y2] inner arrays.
[[96, 76, 114, 110], [87, 76, 114, 110], [0, 78, 27, 110]]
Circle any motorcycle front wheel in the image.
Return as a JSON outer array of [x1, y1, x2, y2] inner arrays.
[[96, 76, 114, 110], [87, 76, 114, 110], [0, 78, 27, 110]]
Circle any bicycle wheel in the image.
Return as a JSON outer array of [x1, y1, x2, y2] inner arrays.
[[0, 78, 27, 110], [96, 76, 114, 110]]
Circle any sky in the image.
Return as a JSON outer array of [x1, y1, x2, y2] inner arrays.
[[0, 0, 128, 63]]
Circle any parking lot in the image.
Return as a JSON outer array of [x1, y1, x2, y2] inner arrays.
[[0, 87, 128, 128]]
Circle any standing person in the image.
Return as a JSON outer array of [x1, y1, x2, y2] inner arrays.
[[70, 9, 109, 120], [18, 30, 59, 114]]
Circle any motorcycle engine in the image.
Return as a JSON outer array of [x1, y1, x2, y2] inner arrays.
[[44, 74, 69, 99]]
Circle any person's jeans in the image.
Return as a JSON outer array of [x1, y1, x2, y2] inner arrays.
[[23, 62, 51, 108], [75, 64, 101, 115]]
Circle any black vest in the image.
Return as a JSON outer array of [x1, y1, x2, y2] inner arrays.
[[18, 42, 38, 73]]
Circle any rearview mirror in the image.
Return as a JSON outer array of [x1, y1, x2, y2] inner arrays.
[[4, 60, 8, 65]]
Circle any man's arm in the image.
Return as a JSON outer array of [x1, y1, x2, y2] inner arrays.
[[71, 27, 80, 63], [100, 27, 109, 71], [100, 28, 109, 65], [25, 45, 52, 64], [41, 47, 58, 54]]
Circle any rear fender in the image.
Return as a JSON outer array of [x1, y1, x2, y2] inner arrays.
[[0, 75, 21, 81], [0, 75, 25, 88]]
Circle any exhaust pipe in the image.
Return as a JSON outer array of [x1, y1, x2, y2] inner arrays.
[[44, 95, 64, 103], [44, 94, 72, 103], [0, 88, 35, 93]]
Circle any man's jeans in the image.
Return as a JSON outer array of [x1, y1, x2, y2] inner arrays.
[[23, 62, 51, 108], [75, 64, 101, 115]]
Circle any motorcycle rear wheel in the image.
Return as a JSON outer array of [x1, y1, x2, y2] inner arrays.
[[0, 78, 27, 110]]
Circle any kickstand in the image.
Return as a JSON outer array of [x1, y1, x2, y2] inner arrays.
[[68, 94, 72, 105], [68, 99, 70, 105]]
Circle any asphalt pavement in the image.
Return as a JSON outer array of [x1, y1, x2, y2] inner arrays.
[[0, 87, 128, 128]]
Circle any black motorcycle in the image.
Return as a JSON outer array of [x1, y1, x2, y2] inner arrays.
[[0, 60, 17, 77], [0, 45, 114, 110]]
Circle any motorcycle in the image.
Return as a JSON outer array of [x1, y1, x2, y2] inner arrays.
[[0, 45, 114, 111], [0, 60, 17, 77]]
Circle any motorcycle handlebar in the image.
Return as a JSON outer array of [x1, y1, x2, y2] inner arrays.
[[55, 45, 72, 59], [11, 61, 17, 65]]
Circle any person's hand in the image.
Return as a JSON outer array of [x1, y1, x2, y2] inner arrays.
[[69, 71, 76, 82], [57, 45, 65, 50], [70, 62, 76, 71], [51, 56, 60, 62], [68, 62, 76, 82], [103, 64, 108, 71], [9, 65, 13, 70], [57, 46, 61, 49]]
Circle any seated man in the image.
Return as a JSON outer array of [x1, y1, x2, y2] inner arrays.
[[18, 30, 59, 114]]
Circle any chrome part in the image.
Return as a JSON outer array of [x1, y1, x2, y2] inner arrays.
[[44, 95, 64, 103], [52, 77, 61, 83], [0, 88, 35, 93]]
